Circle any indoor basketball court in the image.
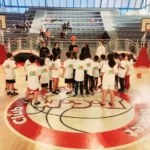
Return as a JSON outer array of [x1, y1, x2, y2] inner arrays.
[[0, 0, 150, 150]]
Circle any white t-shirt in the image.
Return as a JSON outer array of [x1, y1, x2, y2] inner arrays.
[[24, 60, 31, 76], [102, 63, 118, 89], [99, 60, 106, 70], [74, 60, 86, 82], [126, 60, 133, 75], [48, 60, 52, 80], [39, 65, 49, 84], [93, 62, 100, 78], [118, 60, 127, 78], [26, 64, 40, 90], [2, 59, 16, 80], [84, 58, 94, 76], [114, 59, 120, 67], [96, 46, 105, 58], [51, 59, 61, 78], [45, 58, 50, 67], [64, 59, 74, 79]]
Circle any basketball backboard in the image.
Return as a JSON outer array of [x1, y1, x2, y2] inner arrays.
[[141, 18, 150, 32], [0, 15, 6, 29]]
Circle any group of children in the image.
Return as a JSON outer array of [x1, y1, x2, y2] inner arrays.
[[2, 50, 134, 107]]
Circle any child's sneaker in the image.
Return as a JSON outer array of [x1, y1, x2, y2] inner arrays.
[[89, 90, 94, 95], [66, 91, 70, 95], [34, 101, 41, 106], [56, 89, 61, 93], [11, 92, 19, 96], [98, 85, 102, 88], [85, 91, 90, 95], [52, 91, 59, 95], [73, 95, 77, 98], [80, 95, 84, 98], [23, 98, 29, 104], [7, 91, 11, 95]]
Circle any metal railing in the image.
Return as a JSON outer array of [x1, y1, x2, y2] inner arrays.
[[104, 39, 143, 56], [5, 37, 150, 57]]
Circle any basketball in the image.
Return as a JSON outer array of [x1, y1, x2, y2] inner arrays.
[[71, 36, 76, 41], [137, 73, 142, 78], [73, 47, 78, 52]]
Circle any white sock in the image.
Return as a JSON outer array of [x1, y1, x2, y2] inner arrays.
[[67, 88, 70, 92], [69, 88, 72, 92]]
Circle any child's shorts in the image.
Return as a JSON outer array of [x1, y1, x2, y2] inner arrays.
[[27, 87, 39, 92], [103, 84, 114, 90], [6, 79, 16, 84], [65, 78, 74, 84], [41, 83, 48, 88]]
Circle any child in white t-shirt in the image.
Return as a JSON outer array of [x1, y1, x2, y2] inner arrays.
[[98, 54, 106, 88], [62, 52, 74, 94], [125, 55, 132, 90], [73, 54, 86, 97], [41, 52, 52, 92], [41, 52, 51, 66], [24, 57, 31, 81], [39, 58, 49, 99], [93, 55, 100, 90], [118, 53, 127, 93], [51, 52, 62, 95], [23, 55, 41, 106], [48, 55, 53, 92], [72, 52, 78, 92], [2, 53, 18, 96], [101, 53, 118, 108], [114, 53, 120, 88], [84, 53, 95, 95]]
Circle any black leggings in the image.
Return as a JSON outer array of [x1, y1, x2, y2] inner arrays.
[[49, 80, 52, 90], [84, 74, 94, 93], [119, 77, 125, 91]]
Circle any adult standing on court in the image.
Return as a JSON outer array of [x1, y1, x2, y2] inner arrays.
[[81, 42, 90, 59], [68, 41, 78, 52], [96, 41, 105, 58], [52, 43, 61, 58], [39, 42, 50, 57]]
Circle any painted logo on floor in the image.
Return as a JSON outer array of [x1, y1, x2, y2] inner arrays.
[[5, 90, 150, 149]]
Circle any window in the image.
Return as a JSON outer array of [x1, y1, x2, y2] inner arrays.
[[74, 0, 80, 7], [88, 0, 95, 7], [108, 0, 116, 8], [94, 0, 101, 8], [67, 0, 73, 7], [101, 0, 108, 8], [11, 0, 18, 6], [81, 0, 86, 7], [53, 0, 59, 7], [115, 0, 122, 8], [32, 0, 39, 6], [39, 0, 45, 7], [47, 0, 53, 7], [18, 0, 25, 6], [25, 0, 32, 6]]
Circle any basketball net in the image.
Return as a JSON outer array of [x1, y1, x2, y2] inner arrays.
[[141, 30, 148, 47]]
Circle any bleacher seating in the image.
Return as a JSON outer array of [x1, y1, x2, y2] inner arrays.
[[43, 10, 105, 40], [113, 15, 150, 41], [3, 11, 35, 44]]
